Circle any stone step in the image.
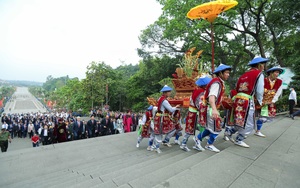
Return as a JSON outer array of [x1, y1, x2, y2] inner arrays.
[[38, 170, 86, 188], [110, 150, 193, 186], [0, 133, 138, 185], [71, 147, 150, 173], [153, 117, 294, 188], [7, 169, 74, 188], [1, 116, 297, 188], [68, 140, 153, 173], [92, 147, 185, 182], [48, 172, 94, 188], [89, 180, 118, 188], [127, 149, 215, 188], [72, 177, 103, 188]]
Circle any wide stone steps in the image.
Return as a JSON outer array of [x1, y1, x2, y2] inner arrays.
[[1, 116, 298, 188], [153, 117, 298, 188]]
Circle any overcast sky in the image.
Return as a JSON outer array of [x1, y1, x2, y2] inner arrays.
[[0, 0, 162, 82]]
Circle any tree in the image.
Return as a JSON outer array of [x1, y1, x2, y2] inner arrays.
[[138, 0, 300, 90]]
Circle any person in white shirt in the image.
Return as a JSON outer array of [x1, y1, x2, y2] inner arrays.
[[2, 122, 8, 130], [288, 87, 297, 117], [27, 121, 35, 138]]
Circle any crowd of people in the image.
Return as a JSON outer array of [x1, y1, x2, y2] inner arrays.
[[135, 56, 298, 154], [0, 110, 144, 152]]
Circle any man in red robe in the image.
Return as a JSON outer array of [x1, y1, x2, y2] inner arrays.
[[153, 85, 180, 153], [180, 76, 211, 152], [54, 118, 67, 143], [225, 57, 268, 148], [255, 66, 283, 137], [195, 64, 231, 153], [136, 105, 155, 151]]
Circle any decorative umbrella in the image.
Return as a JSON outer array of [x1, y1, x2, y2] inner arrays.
[[187, 0, 238, 72]]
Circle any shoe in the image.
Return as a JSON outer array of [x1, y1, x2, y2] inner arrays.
[[136, 143, 140, 148], [223, 135, 229, 141], [193, 145, 205, 151], [291, 115, 295, 120], [193, 136, 205, 151], [180, 145, 190, 152], [150, 145, 156, 151], [163, 142, 172, 147], [254, 131, 266, 138], [205, 145, 220, 153], [147, 146, 151, 151], [224, 131, 235, 143], [174, 139, 181, 145], [155, 148, 162, 154], [234, 140, 250, 148]]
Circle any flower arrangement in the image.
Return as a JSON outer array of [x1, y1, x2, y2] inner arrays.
[[176, 47, 203, 78]]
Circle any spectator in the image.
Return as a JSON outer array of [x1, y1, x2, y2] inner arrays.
[[7, 122, 14, 139], [124, 111, 133, 133], [73, 116, 84, 140], [1, 113, 10, 125], [132, 113, 139, 132], [0, 125, 11, 152], [110, 117, 116, 134], [67, 119, 74, 141], [54, 118, 67, 143], [100, 115, 111, 136], [31, 133, 40, 147], [288, 86, 297, 117], [27, 121, 35, 138], [41, 125, 49, 145], [86, 115, 97, 138]]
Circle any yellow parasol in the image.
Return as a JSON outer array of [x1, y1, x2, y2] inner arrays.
[[187, 0, 238, 72]]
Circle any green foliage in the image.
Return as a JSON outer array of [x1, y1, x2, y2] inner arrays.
[[0, 86, 15, 99], [276, 95, 289, 113], [43, 75, 69, 92], [36, 0, 300, 114], [125, 56, 178, 111]]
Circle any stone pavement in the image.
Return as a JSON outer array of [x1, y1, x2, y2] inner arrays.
[[0, 87, 299, 188], [0, 115, 299, 188], [3, 87, 47, 114]]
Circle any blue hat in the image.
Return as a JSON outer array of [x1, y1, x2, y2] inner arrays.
[[195, 76, 212, 86], [266, 67, 284, 75], [248, 57, 269, 66], [213, 64, 232, 74], [160, 85, 173, 92], [147, 105, 153, 110]]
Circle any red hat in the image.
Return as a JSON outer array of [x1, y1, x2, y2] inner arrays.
[[58, 118, 63, 122]]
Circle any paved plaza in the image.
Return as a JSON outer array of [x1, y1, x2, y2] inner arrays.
[[0, 87, 299, 188]]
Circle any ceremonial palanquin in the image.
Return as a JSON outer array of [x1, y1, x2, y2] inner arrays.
[[147, 48, 206, 108]]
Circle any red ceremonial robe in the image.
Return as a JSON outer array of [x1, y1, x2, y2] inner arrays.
[[199, 77, 225, 132], [185, 88, 205, 135], [263, 78, 282, 117], [233, 68, 261, 128], [141, 110, 152, 138], [153, 95, 174, 135]]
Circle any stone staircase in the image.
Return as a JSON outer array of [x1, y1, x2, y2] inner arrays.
[[1, 116, 299, 188]]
